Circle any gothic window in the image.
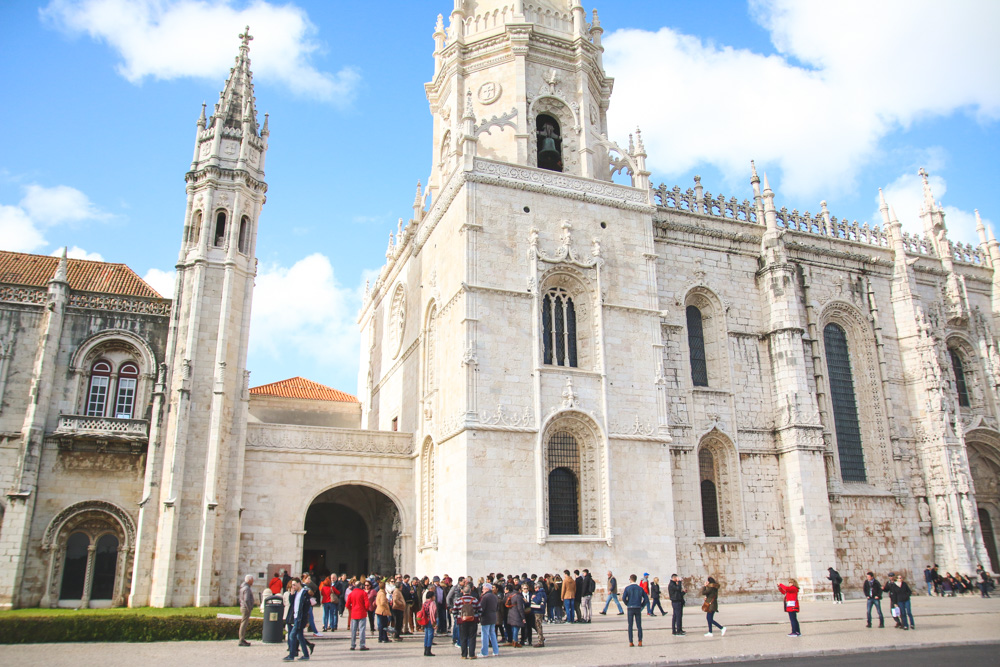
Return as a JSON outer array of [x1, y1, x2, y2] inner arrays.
[[424, 305, 438, 395], [213, 210, 227, 247], [190, 210, 202, 245], [85, 360, 112, 417], [113, 363, 139, 419], [389, 284, 406, 358], [980, 508, 999, 573], [546, 431, 581, 534], [60, 532, 89, 600], [238, 215, 249, 254], [542, 287, 577, 367], [536, 114, 563, 172], [950, 348, 971, 408], [699, 448, 720, 537], [687, 306, 708, 387], [91, 534, 119, 600], [824, 322, 867, 483]]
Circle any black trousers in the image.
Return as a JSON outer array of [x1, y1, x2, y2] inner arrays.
[[671, 601, 684, 632], [458, 622, 478, 658], [392, 609, 403, 638]]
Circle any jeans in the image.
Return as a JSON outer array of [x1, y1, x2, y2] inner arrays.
[[288, 621, 309, 658], [707, 611, 723, 632], [671, 601, 684, 633], [458, 622, 478, 657], [651, 597, 666, 614], [480, 623, 499, 656], [927, 581, 934, 596], [452, 617, 460, 644], [626, 608, 643, 643], [307, 605, 318, 633], [898, 600, 914, 629], [603, 592, 624, 613], [377, 614, 390, 642], [350, 618, 367, 649], [866, 598, 884, 625], [788, 611, 800, 634], [424, 624, 435, 648], [581, 595, 592, 621], [510, 625, 520, 644], [563, 599, 575, 623], [322, 602, 335, 629]]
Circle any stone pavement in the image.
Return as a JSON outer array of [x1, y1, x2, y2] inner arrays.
[[1, 594, 997, 666]]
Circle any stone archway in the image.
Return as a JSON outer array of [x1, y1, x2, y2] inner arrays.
[[302, 485, 401, 579], [967, 437, 1000, 572]]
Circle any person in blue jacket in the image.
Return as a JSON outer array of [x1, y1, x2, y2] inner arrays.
[[621, 574, 649, 647]]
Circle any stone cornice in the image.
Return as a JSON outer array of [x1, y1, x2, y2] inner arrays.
[[246, 423, 413, 457]]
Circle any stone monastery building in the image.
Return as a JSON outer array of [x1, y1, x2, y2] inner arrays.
[[1, 0, 998, 609]]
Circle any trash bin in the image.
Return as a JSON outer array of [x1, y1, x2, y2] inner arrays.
[[263, 595, 285, 644]]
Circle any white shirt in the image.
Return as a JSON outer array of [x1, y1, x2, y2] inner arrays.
[[293, 588, 305, 618]]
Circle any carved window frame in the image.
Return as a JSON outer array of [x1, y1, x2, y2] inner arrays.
[[40, 500, 136, 609], [389, 283, 407, 360], [947, 336, 984, 415], [683, 287, 729, 390], [72, 334, 153, 421], [528, 97, 579, 176], [818, 302, 893, 489], [696, 432, 742, 538], [539, 268, 593, 372], [540, 412, 605, 539]]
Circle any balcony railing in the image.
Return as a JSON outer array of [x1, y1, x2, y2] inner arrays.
[[53, 415, 149, 443]]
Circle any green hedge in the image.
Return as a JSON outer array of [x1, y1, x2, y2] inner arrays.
[[0, 615, 263, 644]]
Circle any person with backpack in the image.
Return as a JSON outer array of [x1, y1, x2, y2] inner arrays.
[[479, 582, 501, 657], [778, 578, 801, 636], [419, 589, 437, 657], [827, 567, 843, 603], [699, 576, 725, 637], [452, 584, 481, 659]]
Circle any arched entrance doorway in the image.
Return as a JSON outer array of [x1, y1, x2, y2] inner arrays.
[[303, 485, 401, 579], [967, 437, 1000, 572]]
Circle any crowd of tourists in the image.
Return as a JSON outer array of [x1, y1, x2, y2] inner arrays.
[[233, 562, 997, 659], [921, 563, 994, 598]]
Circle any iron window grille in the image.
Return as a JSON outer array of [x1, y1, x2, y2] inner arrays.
[[547, 430, 581, 534]]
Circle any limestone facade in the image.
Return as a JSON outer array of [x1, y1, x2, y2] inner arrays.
[[1, 1, 999, 609]]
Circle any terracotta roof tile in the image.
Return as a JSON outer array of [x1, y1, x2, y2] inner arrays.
[[0, 250, 163, 298], [249, 376, 359, 403]]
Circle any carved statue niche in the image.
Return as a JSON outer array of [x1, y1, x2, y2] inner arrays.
[[536, 114, 563, 172]]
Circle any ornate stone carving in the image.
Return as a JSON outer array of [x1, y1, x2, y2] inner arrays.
[[246, 424, 412, 456], [479, 404, 533, 428], [477, 81, 501, 105]]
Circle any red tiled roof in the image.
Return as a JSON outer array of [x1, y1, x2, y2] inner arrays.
[[0, 250, 163, 298], [249, 376, 359, 403]]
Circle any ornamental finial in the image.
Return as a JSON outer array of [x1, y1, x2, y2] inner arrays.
[[239, 26, 254, 50]]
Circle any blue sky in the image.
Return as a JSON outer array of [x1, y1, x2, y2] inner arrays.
[[1, 0, 998, 396]]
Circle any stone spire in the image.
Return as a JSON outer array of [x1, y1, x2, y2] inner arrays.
[[211, 26, 260, 136]]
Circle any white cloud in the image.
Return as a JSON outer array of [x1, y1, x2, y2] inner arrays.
[[0, 205, 46, 252], [42, 0, 360, 103], [142, 267, 176, 298], [603, 0, 1000, 199], [879, 171, 993, 246], [22, 184, 109, 225], [249, 253, 361, 382], [0, 184, 108, 253], [55, 246, 105, 261]]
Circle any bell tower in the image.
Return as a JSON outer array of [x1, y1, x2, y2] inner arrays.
[[424, 1, 615, 201], [131, 27, 268, 607]]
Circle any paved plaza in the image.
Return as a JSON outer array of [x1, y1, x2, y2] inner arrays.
[[1, 594, 997, 666]]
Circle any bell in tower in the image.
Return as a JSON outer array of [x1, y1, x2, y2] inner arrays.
[[536, 114, 563, 172]]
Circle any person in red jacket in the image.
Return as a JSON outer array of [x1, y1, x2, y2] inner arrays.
[[269, 572, 283, 596], [778, 578, 801, 637], [346, 580, 372, 651]]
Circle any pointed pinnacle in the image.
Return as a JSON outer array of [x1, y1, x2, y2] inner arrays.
[[261, 113, 269, 136], [879, 187, 888, 210], [198, 102, 207, 127], [990, 226, 997, 242], [750, 160, 759, 183], [762, 172, 772, 193], [53, 246, 69, 282], [975, 209, 984, 230], [890, 206, 899, 223]]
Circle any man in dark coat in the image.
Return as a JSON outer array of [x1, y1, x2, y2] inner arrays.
[[479, 582, 500, 657], [580, 569, 595, 622], [573, 570, 584, 623], [284, 579, 312, 661], [668, 574, 687, 635], [827, 567, 843, 603], [863, 571, 884, 628]]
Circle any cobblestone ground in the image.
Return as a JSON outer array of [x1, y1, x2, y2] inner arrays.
[[2, 594, 997, 666]]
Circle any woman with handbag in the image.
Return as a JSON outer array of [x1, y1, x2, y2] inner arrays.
[[504, 583, 526, 647], [699, 577, 726, 637], [778, 578, 801, 636]]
